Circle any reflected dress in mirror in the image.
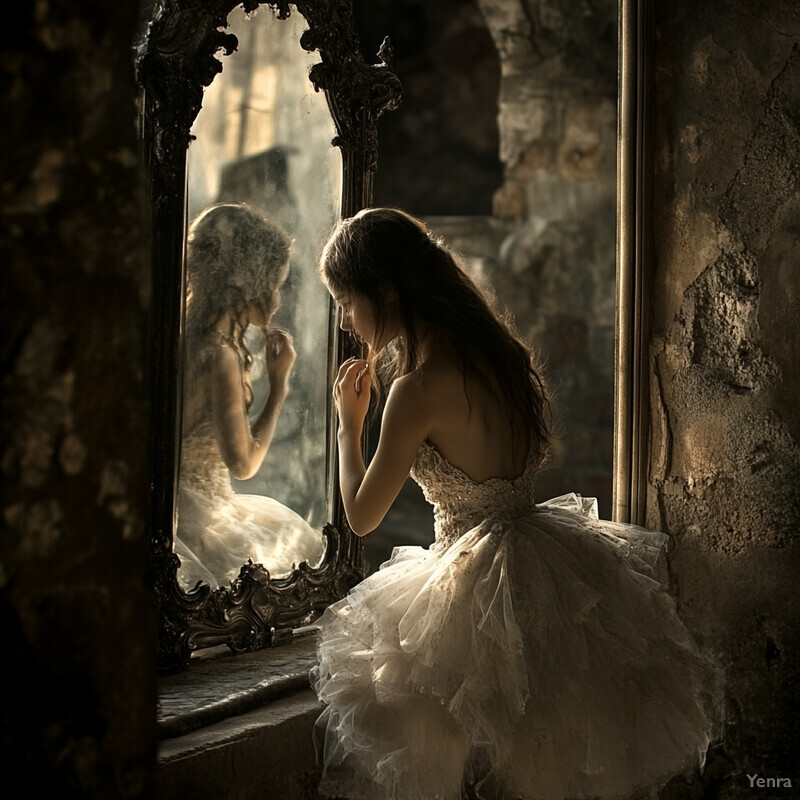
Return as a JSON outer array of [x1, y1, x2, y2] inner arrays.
[[175, 203, 325, 589]]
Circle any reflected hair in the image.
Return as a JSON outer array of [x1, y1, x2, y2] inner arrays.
[[185, 202, 291, 330], [184, 202, 291, 388], [319, 207, 551, 457]]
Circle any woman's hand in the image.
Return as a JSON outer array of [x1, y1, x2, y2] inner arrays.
[[334, 357, 370, 435], [264, 328, 296, 387]]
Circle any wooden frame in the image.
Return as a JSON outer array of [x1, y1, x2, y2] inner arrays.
[[614, 0, 653, 526]]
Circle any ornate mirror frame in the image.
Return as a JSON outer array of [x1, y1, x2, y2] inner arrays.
[[137, 0, 401, 673], [614, 0, 652, 527]]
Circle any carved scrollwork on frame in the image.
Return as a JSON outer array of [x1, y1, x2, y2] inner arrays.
[[137, 0, 401, 674], [296, 3, 402, 211], [155, 525, 363, 669]]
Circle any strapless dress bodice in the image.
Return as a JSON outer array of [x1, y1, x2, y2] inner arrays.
[[410, 438, 538, 547], [179, 420, 232, 500]]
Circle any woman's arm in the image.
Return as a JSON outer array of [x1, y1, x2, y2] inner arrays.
[[335, 359, 430, 536], [210, 331, 295, 480]]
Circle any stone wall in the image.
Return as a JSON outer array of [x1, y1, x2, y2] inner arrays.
[[0, 1, 156, 796], [476, 0, 619, 515], [648, 2, 800, 794]]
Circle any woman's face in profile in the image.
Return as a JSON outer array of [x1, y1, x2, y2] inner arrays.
[[246, 289, 281, 329]]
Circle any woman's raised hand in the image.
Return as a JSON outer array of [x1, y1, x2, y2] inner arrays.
[[334, 357, 370, 434], [264, 328, 296, 386]]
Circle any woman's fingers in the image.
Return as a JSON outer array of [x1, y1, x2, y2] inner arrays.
[[354, 364, 369, 392], [335, 358, 368, 386], [265, 328, 296, 383], [334, 359, 370, 408], [333, 359, 371, 431], [265, 327, 292, 355]]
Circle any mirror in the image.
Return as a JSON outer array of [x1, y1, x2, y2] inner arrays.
[[176, 6, 335, 590], [137, 0, 401, 673]]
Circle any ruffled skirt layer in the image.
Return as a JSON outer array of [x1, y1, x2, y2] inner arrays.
[[312, 495, 724, 800], [175, 484, 326, 589]]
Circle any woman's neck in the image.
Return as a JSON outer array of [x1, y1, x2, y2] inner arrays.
[[417, 323, 454, 369]]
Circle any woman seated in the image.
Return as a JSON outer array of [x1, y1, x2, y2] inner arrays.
[[175, 202, 325, 589]]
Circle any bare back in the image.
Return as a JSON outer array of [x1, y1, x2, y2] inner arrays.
[[402, 347, 529, 483]]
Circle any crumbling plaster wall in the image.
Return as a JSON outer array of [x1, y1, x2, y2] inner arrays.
[[649, 2, 800, 786]]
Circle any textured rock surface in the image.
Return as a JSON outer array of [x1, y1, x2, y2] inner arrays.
[[649, 3, 800, 792], [478, 0, 618, 515]]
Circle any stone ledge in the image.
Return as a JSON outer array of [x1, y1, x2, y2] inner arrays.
[[158, 689, 321, 764], [158, 630, 319, 739], [156, 690, 324, 800]]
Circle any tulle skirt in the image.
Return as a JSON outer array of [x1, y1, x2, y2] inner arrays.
[[312, 495, 724, 800], [175, 484, 326, 590]]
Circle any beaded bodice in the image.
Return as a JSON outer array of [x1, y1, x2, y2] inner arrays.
[[410, 439, 539, 547]]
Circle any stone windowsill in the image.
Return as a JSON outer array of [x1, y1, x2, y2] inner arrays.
[[157, 627, 320, 741], [156, 633, 324, 799]]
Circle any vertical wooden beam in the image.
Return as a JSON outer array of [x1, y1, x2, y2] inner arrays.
[[614, 0, 652, 525]]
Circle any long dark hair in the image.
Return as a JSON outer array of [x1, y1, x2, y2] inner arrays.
[[320, 207, 551, 458]]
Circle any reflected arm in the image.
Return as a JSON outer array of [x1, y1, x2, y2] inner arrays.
[[210, 341, 290, 480]]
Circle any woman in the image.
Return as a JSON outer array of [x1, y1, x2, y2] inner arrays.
[[312, 208, 724, 800], [175, 202, 325, 589]]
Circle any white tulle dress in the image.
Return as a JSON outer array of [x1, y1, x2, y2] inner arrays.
[[175, 419, 326, 590], [312, 439, 724, 800]]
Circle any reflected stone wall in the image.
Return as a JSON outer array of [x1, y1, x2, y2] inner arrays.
[[477, 0, 618, 517], [354, 0, 504, 216]]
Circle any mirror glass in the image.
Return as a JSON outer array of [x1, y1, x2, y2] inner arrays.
[[175, 6, 340, 589]]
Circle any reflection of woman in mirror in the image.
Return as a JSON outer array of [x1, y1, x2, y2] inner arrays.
[[175, 202, 324, 589], [312, 208, 724, 800]]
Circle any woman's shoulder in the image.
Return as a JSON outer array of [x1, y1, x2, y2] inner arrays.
[[388, 357, 468, 421], [386, 368, 430, 410], [186, 332, 245, 403], [390, 355, 454, 395], [196, 330, 242, 370]]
